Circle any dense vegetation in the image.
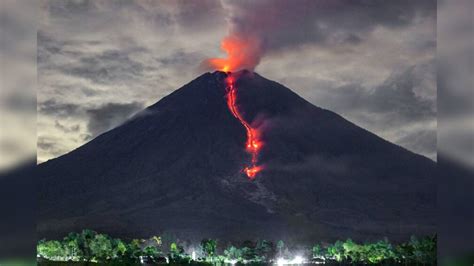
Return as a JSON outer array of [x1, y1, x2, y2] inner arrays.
[[37, 229, 436, 265]]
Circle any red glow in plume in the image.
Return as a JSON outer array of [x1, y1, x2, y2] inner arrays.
[[207, 34, 262, 72], [225, 75, 264, 180]]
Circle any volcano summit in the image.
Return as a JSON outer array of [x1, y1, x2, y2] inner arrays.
[[37, 70, 436, 243]]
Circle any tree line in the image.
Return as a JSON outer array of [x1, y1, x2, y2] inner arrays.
[[37, 229, 436, 265]]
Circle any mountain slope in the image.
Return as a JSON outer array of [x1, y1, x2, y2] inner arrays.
[[37, 70, 436, 243]]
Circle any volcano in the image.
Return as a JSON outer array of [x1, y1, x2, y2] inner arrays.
[[37, 70, 436, 243]]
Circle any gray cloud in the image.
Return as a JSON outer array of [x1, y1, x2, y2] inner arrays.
[[397, 128, 437, 159], [307, 62, 437, 160], [37, 136, 68, 159], [39, 98, 144, 141], [38, 31, 149, 85], [221, 0, 435, 61], [322, 63, 436, 124], [54, 120, 80, 133], [85, 102, 144, 138], [38, 99, 81, 117], [61, 49, 146, 84], [437, 0, 473, 168]]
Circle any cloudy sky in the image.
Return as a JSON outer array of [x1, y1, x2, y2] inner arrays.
[[37, 0, 437, 163]]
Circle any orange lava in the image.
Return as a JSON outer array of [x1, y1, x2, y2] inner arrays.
[[207, 35, 261, 72], [225, 74, 263, 180], [244, 165, 264, 179]]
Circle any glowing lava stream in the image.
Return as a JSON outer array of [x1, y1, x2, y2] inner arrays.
[[225, 74, 263, 180]]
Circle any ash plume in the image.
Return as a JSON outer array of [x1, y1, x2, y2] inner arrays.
[[204, 0, 435, 72]]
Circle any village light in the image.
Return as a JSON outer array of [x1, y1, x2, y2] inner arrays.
[[291, 255, 304, 264], [275, 255, 305, 265], [276, 257, 288, 265], [224, 259, 238, 265]]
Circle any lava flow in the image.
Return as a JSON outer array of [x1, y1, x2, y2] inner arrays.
[[225, 74, 263, 180]]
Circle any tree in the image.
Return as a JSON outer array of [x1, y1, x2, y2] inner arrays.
[[374, 239, 395, 263], [62, 232, 83, 261], [327, 240, 344, 262], [312, 244, 323, 258], [409, 235, 436, 265], [200, 239, 217, 259], [125, 239, 143, 262], [353, 239, 395, 264], [37, 240, 65, 261], [169, 242, 189, 263], [112, 238, 128, 259], [239, 240, 262, 262], [79, 229, 98, 262], [255, 240, 274, 261], [151, 235, 162, 246], [143, 246, 160, 258], [224, 246, 243, 262], [342, 239, 358, 262], [89, 233, 113, 262]]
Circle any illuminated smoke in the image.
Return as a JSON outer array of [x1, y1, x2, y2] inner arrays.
[[206, 33, 262, 72], [225, 74, 263, 179], [203, 0, 268, 72]]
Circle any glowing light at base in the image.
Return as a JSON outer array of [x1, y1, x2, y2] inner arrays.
[[224, 259, 238, 265], [276, 256, 305, 265], [225, 74, 263, 180]]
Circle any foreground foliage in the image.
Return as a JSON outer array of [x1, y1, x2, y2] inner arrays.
[[37, 229, 436, 265]]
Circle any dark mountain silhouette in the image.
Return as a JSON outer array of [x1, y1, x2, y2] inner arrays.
[[37, 70, 436, 244]]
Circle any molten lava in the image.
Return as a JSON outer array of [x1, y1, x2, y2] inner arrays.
[[225, 74, 263, 180]]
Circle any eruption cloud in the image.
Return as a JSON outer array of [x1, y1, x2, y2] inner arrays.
[[206, 34, 262, 72]]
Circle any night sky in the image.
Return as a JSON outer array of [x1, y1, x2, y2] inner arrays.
[[37, 0, 437, 163]]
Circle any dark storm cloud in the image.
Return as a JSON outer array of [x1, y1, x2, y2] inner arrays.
[[369, 67, 435, 120], [86, 102, 144, 137], [308, 62, 437, 160], [318, 63, 436, 125], [225, 0, 436, 54]]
